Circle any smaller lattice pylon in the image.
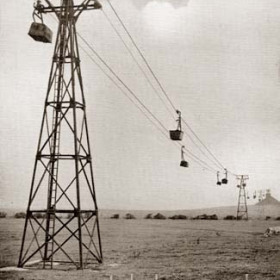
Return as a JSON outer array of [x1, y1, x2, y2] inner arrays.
[[236, 175, 249, 220]]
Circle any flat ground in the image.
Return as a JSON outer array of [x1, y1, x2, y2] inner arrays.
[[0, 218, 279, 280]]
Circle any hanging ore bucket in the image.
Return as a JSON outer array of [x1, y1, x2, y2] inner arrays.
[[28, 22, 52, 43]]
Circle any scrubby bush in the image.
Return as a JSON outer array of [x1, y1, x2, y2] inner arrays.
[[265, 216, 271, 220], [110, 214, 119, 219], [67, 213, 74, 219], [124, 213, 136, 219], [169, 214, 187, 220], [67, 213, 91, 219], [209, 214, 218, 220], [275, 217, 280, 221], [192, 214, 218, 220], [15, 212, 26, 219], [83, 212, 92, 219], [153, 213, 166, 220], [0, 212, 7, 218], [193, 214, 207, 220], [33, 213, 44, 219], [144, 213, 153, 219], [224, 215, 236, 220], [198, 214, 206, 220]]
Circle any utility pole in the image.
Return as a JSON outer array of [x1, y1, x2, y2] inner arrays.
[[18, 0, 102, 269], [236, 175, 249, 220]]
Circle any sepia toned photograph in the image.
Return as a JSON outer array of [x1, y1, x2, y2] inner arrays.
[[0, 0, 280, 279]]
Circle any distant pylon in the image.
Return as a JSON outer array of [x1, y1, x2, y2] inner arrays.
[[18, 0, 102, 269], [236, 175, 249, 220]]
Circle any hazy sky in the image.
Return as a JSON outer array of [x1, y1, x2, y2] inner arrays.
[[1, 0, 280, 211]]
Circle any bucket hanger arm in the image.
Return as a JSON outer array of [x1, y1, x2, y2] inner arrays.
[[32, 1, 44, 23], [224, 168, 228, 179], [176, 110, 182, 131], [181, 145, 185, 161]]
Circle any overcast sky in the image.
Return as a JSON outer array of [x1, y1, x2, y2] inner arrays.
[[1, 0, 280, 211]]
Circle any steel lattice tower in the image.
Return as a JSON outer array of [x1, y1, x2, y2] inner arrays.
[[236, 175, 249, 220], [18, 0, 102, 269]]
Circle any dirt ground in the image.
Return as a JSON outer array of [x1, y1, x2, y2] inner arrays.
[[0, 218, 279, 280]]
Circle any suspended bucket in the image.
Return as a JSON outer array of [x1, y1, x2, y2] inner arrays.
[[221, 168, 228, 184], [170, 130, 183, 141], [170, 110, 183, 141], [180, 160, 189, 168], [94, 0, 102, 9], [180, 146, 188, 167], [216, 171, 222, 185], [28, 22, 52, 43], [221, 178, 228, 184]]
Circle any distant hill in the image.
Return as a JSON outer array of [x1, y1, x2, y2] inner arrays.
[[255, 191, 280, 207]]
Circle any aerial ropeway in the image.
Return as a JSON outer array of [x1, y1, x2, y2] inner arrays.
[[170, 110, 183, 141], [180, 146, 189, 168], [100, 0, 233, 179], [26, 0, 233, 180], [24, 0, 247, 232]]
